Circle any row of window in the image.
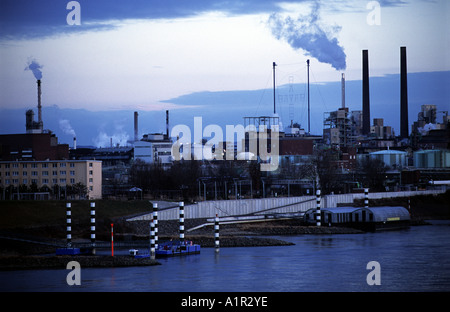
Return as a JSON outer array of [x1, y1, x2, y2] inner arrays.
[[2, 178, 76, 185], [1, 177, 95, 185], [0, 162, 95, 169], [1, 170, 77, 176]]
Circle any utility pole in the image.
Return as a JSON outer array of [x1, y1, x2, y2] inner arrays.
[[273, 62, 277, 114]]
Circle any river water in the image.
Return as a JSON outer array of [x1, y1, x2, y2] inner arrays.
[[1, 221, 449, 292]]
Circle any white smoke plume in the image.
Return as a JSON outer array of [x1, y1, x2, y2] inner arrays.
[[25, 58, 43, 80], [268, 1, 346, 71], [59, 119, 76, 137]]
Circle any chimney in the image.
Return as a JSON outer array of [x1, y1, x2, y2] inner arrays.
[[400, 46, 409, 138], [37, 79, 43, 131], [134, 111, 139, 141], [166, 110, 169, 140], [362, 50, 370, 135], [341, 73, 345, 109], [73, 137, 77, 150]]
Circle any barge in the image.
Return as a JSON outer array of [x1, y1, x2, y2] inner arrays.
[[129, 240, 200, 258]]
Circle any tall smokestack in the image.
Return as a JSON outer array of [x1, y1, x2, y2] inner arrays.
[[166, 110, 169, 140], [37, 79, 43, 131], [400, 46, 409, 138], [341, 73, 345, 109], [134, 111, 139, 141], [73, 137, 77, 150], [362, 50, 370, 135]]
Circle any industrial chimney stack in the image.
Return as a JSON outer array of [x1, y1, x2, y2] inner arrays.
[[362, 50, 370, 135], [341, 73, 345, 109], [37, 79, 43, 132], [400, 46, 409, 139], [166, 110, 169, 140], [134, 111, 139, 141]]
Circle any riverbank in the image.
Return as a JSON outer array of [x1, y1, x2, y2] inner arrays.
[[0, 255, 160, 271]]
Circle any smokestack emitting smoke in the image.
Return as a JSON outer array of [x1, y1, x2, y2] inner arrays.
[[362, 49, 370, 135], [400, 46, 409, 139], [341, 73, 345, 109], [37, 80, 42, 125], [267, 2, 346, 71], [25, 59, 44, 132], [134, 111, 139, 141]]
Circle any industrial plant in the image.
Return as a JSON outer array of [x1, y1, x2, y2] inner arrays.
[[0, 46, 449, 201]]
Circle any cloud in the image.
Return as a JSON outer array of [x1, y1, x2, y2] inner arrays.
[[267, 1, 346, 71], [0, 0, 304, 40]]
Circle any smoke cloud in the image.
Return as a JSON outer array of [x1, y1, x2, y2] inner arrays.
[[268, 2, 346, 71], [25, 58, 43, 80], [59, 119, 76, 137]]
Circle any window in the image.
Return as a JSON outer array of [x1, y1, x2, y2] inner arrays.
[[23, 179, 28, 184], [52, 179, 58, 184], [60, 171, 66, 175], [42, 171, 49, 176], [22, 164, 28, 169], [60, 163, 66, 168], [70, 171, 75, 176], [60, 178, 66, 184], [12, 163, 19, 168], [70, 163, 75, 168], [52, 171, 58, 176], [42, 178, 49, 184], [42, 163, 48, 168], [89, 170, 93, 175], [32, 171, 38, 176], [31, 163, 38, 168], [70, 178, 75, 184], [89, 178, 93, 183], [52, 163, 58, 168], [89, 163, 93, 167]]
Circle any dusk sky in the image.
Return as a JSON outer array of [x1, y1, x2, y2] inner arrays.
[[0, 0, 449, 145]]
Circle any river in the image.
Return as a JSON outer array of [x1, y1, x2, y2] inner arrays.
[[1, 220, 449, 292]]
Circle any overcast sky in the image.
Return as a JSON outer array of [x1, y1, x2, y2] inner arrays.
[[0, 0, 448, 115]]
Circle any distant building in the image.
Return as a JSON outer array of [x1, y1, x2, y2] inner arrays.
[[0, 160, 102, 199], [370, 118, 393, 139], [0, 133, 69, 161], [358, 149, 407, 169], [413, 149, 450, 168], [134, 133, 173, 168]]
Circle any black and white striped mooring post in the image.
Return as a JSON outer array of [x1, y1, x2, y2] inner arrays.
[[150, 221, 155, 260], [215, 214, 220, 252], [179, 202, 185, 241], [316, 190, 321, 227], [153, 203, 158, 249], [90, 202, 96, 253], [66, 202, 72, 247], [364, 188, 369, 208]]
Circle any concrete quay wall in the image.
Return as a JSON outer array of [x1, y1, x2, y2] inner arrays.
[[127, 189, 446, 221]]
